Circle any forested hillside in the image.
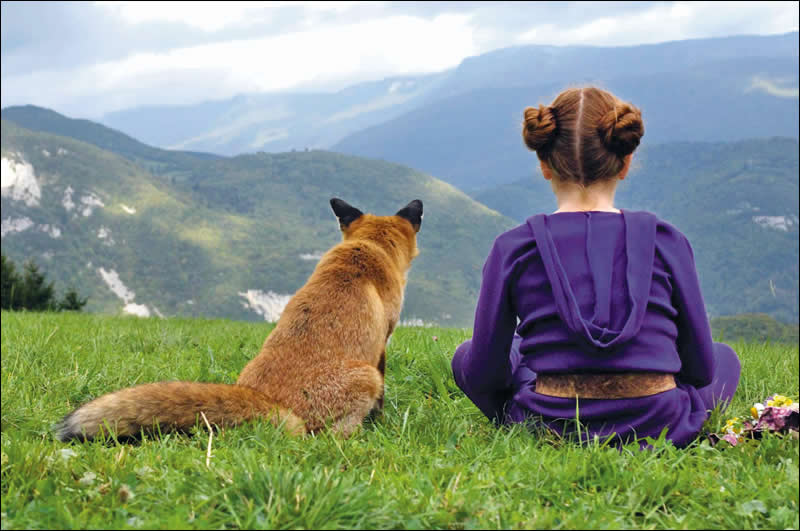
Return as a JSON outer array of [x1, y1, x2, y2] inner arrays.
[[1, 114, 513, 326]]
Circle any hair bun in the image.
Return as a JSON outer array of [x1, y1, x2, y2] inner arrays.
[[522, 105, 557, 152], [598, 102, 644, 157]]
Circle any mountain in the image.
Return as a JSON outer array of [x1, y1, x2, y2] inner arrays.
[[1, 105, 223, 182], [473, 137, 800, 323], [2, 106, 798, 325], [1, 111, 514, 327], [95, 32, 797, 162], [420, 32, 799, 102], [100, 73, 449, 156], [332, 56, 799, 191]]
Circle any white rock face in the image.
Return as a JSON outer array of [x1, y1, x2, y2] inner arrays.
[[97, 226, 114, 245], [725, 201, 761, 215], [399, 318, 434, 328], [299, 251, 325, 261], [1, 156, 41, 206], [752, 215, 798, 232], [123, 303, 151, 318], [239, 289, 292, 322], [39, 224, 62, 238], [748, 76, 800, 98], [62, 186, 76, 212], [80, 193, 105, 217], [1, 217, 34, 237], [98, 267, 136, 303], [97, 267, 151, 317], [120, 204, 137, 214]]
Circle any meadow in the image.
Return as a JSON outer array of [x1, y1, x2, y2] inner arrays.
[[1, 311, 798, 529]]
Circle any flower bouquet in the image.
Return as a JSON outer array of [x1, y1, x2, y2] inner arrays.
[[710, 394, 799, 446]]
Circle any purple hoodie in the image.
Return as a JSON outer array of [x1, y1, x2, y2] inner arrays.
[[451, 210, 735, 448]]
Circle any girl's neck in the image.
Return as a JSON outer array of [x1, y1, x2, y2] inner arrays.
[[551, 179, 620, 214]]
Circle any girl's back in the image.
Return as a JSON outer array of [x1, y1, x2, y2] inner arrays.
[[451, 86, 740, 448]]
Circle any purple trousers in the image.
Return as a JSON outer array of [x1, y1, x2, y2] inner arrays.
[[452, 336, 741, 447]]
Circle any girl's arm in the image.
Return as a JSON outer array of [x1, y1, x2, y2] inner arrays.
[[667, 231, 715, 388], [452, 238, 519, 422]]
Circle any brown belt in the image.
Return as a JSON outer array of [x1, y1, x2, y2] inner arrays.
[[536, 372, 676, 399]]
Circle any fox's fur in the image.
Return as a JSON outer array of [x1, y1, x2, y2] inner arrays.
[[56, 198, 423, 441]]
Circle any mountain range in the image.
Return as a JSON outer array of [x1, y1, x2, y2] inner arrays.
[[333, 56, 799, 191], [2, 32, 798, 326], [1, 111, 512, 327], [3, 106, 797, 325], [100, 32, 798, 183]]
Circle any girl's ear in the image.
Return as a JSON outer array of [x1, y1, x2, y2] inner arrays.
[[396, 199, 423, 233], [618, 154, 633, 180], [540, 160, 554, 181], [330, 198, 364, 230]]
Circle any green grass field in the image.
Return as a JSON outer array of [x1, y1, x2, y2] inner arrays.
[[1, 311, 798, 529]]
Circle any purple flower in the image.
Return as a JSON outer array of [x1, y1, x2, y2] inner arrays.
[[754, 406, 799, 433], [721, 433, 740, 446]]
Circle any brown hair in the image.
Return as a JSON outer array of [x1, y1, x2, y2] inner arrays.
[[522, 87, 644, 186]]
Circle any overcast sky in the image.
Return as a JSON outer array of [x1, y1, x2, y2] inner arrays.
[[2, 1, 798, 119]]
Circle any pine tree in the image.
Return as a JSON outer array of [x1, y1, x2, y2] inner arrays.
[[1, 254, 88, 312], [58, 288, 88, 311], [18, 260, 56, 311], [1, 254, 20, 310]]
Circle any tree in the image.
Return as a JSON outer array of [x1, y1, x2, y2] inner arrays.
[[58, 288, 88, 311], [0, 254, 88, 312], [1, 254, 20, 310], [18, 261, 56, 311]]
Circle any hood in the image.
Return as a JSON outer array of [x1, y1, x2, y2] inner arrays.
[[528, 210, 657, 349]]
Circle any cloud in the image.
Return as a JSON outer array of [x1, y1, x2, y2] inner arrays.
[[98, 1, 275, 32], [98, 1, 367, 32], [1, 1, 362, 75], [1, 1, 205, 75], [1, 1, 798, 119], [517, 1, 799, 46], [2, 11, 477, 117]]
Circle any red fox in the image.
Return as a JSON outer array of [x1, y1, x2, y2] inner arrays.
[[56, 198, 423, 441]]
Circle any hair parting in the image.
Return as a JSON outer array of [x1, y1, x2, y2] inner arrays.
[[574, 88, 585, 183], [522, 86, 644, 186]]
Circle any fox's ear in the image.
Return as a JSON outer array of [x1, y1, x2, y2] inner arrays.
[[330, 198, 364, 230], [396, 199, 423, 233]]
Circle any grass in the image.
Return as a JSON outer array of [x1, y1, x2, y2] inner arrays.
[[1, 310, 798, 529]]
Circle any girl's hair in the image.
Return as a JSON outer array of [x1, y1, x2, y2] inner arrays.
[[522, 87, 644, 186]]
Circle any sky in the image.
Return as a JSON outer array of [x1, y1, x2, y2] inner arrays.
[[1, 1, 798, 119]]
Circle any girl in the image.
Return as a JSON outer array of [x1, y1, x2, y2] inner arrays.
[[451, 86, 741, 448]]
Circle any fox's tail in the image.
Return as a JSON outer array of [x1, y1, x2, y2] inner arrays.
[[55, 381, 305, 441]]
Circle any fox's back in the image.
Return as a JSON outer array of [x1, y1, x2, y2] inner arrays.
[[237, 215, 416, 395]]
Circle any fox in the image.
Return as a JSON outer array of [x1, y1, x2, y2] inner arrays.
[[56, 197, 423, 442]]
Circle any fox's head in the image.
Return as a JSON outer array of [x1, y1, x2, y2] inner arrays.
[[330, 198, 423, 262]]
